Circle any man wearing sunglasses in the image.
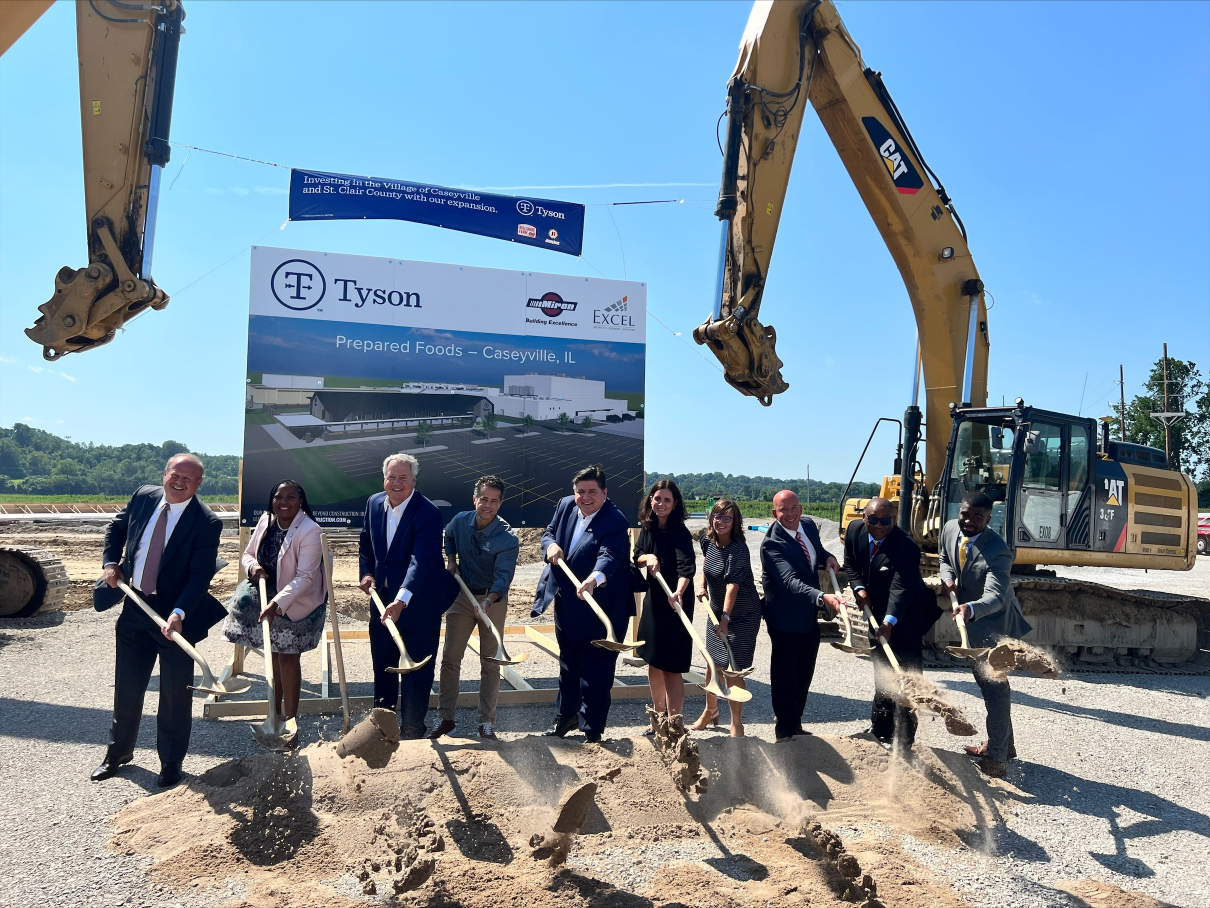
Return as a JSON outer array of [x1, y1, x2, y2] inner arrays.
[[842, 497, 940, 757]]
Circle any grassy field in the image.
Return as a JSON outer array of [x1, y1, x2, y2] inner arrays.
[[684, 500, 842, 522]]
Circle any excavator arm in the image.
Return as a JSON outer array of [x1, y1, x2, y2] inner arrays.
[[2, 0, 183, 360], [695, 0, 989, 489]]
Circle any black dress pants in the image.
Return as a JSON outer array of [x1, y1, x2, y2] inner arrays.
[[369, 611, 441, 739], [555, 632, 619, 737], [768, 629, 821, 740], [870, 635, 922, 752], [108, 602, 195, 769]]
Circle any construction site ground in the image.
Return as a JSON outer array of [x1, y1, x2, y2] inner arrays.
[[0, 520, 1207, 908]]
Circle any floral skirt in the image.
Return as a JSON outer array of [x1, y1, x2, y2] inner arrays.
[[222, 579, 326, 654]]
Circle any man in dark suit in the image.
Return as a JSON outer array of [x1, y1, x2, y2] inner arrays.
[[939, 490, 1032, 778], [760, 490, 844, 742], [842, 497, 940, 756], [359, 453, 459, 740], [92, 454, 226, 787], [532, 465, 631, 743]]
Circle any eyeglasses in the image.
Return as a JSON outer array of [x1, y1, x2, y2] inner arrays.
[[713, 514, 734, 523], [865, 516, 893, 527]]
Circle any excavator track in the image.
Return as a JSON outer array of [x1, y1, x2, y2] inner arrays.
[[0, 546, 69, 618], [924, 576, 1210, 674]]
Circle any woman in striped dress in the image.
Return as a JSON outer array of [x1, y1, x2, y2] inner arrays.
[[692, 499, 761, 737]]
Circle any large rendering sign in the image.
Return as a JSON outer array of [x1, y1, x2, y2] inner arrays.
[[288, 169, 586, 256], [242, 246, 645, 529]]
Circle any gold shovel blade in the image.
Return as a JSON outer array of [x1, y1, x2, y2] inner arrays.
[[191, 676, 254, 697], [945, 645, 990, 660], [386, 654, 434, 674], [592, 638, 643, 652]]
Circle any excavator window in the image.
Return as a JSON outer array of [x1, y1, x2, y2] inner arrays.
[[1067, 425, 1091, 512], [1019, 422, 1065, 544], [947, 419, 1014, 535]]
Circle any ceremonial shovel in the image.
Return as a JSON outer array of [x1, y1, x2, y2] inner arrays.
[[827, 567, 870, 655], [117, 581, 252, 697], [650, 568, 751, 704], [944, 590, 991, 660], [554, 558, 642, 653], [369, 588, 432, 673], [452, 574, 529, 667], [252, 577, 296, 750], [320, 536, 351, 734]]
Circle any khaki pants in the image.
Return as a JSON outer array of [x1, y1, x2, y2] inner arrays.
[[438, 590, 508, 724]]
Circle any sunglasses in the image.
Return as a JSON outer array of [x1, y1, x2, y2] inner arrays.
[[865, 516, 893, 527]]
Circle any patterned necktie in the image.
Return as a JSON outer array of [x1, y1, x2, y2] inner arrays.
[[959, 535, 971, 572], [796, 530, 814, 570], [141, 504, 169, 594]]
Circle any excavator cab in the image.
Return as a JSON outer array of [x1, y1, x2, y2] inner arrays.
[[939, 402, 1196, 570]]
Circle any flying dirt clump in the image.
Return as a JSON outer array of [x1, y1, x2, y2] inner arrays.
[[334, 707, 399, 768], [876, 664, 978, 737], [529, 781, 599, 867], [994, 638, 1061, 677], [799, 816, 885, 907], [646, 706, 707, 794]]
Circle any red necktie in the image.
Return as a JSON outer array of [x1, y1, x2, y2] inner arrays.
[[141, 504, 169, 594], [796, 531, 814, 570], [870, 539, 882, 562]]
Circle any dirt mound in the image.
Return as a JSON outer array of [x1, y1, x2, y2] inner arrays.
[[111, 731, 996, 907], [1057, 879, 1177, 908]]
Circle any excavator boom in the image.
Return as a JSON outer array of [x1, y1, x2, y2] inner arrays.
[[3, 0, 183, 360], [696, 0, 989, 493]]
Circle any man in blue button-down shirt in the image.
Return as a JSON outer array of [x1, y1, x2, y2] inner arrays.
[[430, 475, 519, 741]]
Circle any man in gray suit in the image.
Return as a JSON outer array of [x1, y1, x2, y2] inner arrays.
[[938, 490, 1032, 778]]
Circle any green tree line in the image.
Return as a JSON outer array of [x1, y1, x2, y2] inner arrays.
[[644, 471, 880, 503], [0, 424, 239, 498]]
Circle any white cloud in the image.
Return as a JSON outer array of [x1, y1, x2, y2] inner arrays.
[[19, 415, 40, 423], [55, 370, 76, 382], [255, 186, 289, 196], [27, 365, 44, 374], [0, 354, 17, 363]]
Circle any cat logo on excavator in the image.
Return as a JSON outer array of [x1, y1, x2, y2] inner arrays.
[[861, 117, 924, 195]]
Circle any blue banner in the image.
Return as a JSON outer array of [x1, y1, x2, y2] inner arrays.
[[289, 169, 585, 256]]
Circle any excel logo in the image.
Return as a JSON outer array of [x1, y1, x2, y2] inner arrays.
[[861, 117, 924, 195], [271, 259, 326, 310]]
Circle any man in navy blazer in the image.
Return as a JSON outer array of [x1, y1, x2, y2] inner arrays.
[[532, 465, 631, 742], [760, 490, 844, 742], [92, 454, 226, 787], [359, 453, 459, 739]]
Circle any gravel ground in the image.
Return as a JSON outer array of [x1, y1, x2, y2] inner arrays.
[[0, 523, 1207, 907]]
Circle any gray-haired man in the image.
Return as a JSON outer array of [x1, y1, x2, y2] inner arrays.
[[430, 475, 519, 741]]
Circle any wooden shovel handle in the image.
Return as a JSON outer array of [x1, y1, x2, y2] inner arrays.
[[117, 581, 219, 689], [320, 536, 350, 731], [454, 572, 507, 652], [259, 577, 276, 695], [948, 590, 972, 649], [368, 587, 412, 654], [863, 602, 902, 673], [554, 557, 617, 641], [827, 567, 856, 641]]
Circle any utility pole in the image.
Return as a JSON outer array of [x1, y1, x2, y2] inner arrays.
[[1150, 342, 1186, 467], [1119, 364, 1126, 441]]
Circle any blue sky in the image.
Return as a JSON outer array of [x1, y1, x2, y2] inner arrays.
[[2, 1, 1207, 483]]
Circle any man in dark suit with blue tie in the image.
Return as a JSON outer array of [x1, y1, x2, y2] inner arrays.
[[92, 454, 226, 787], [843, 497, 940, 756], [359, 453, 459, 739], [761, 490, 844, 742], [532, 465, 632, 743]]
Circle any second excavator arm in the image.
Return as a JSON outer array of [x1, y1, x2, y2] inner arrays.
[[695, 0, 990, 500], [4, 0, 184, 360]]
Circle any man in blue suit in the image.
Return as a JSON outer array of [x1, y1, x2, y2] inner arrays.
[[760, 490, 844, 742], [532, 465, 632, 743], [359, 453, 459, 739]]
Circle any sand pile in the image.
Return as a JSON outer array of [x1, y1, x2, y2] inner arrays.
[[111, 729, 1001, 907]]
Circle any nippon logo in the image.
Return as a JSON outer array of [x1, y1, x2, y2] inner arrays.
[[271, 259, 326, 310], [526, 292, 578, 318]]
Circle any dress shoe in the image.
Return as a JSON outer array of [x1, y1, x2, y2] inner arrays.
[[964, 740, 1017, 761], [542, 714, 578, 738], [583, 731, 602, 744], [478, 723, 497, 740], [971, 756, 1007, 779], [428, 719, 457, 740], [156, 766, 183, 788], [90, 754, 132, 782], [792, 728, 813, 737]]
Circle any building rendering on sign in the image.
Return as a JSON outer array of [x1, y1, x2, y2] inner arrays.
[[251, 372, 629, 441]]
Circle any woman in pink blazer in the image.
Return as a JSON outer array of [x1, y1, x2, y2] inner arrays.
[[223, 480, 327, 727]]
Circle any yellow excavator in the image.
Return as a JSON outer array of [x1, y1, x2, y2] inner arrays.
[[0, 0, 183, 616], [695, 0, 1204, 667]]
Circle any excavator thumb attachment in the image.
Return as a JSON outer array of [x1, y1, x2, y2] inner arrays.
[[693, 310, 788, 406]]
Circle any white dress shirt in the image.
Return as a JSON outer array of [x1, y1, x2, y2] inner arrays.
[[106, 496, 192, 619], [793, 524, 817, 571], [385, 492, 416, 604], [570, 508, 607, 588]]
